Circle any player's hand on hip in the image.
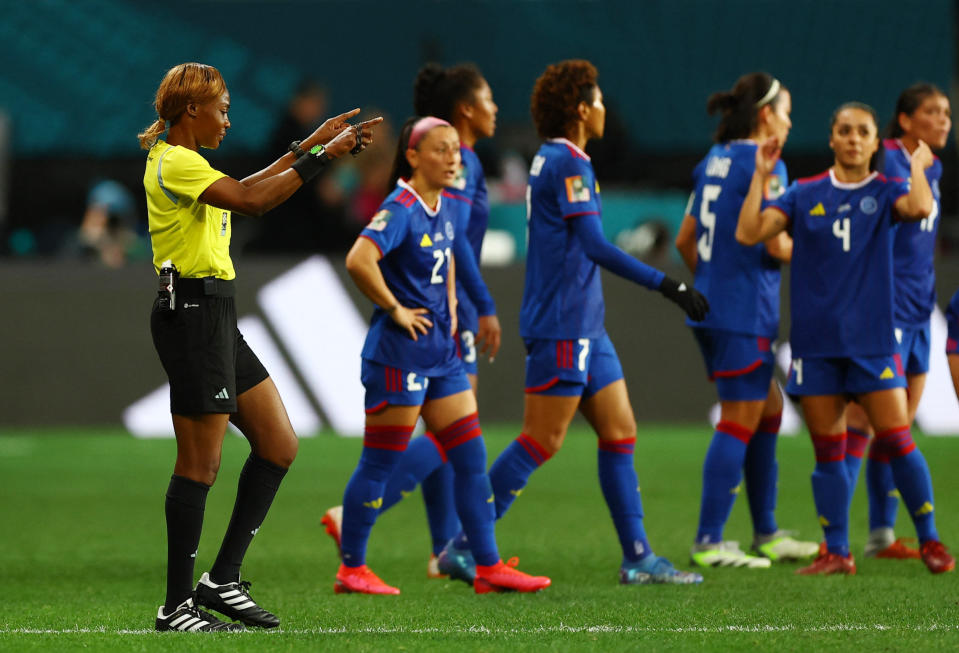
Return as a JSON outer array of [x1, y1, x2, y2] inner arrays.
[[658, 276, 709, 322], [392, 306, 433, 341], [477, 314, 502, 362]]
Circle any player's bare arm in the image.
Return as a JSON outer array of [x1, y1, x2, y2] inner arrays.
[[895, 139, 935, 220], [345, 236, 433, 341]]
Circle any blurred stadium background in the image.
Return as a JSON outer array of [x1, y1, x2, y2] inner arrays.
[[1, 0, 957, 433]]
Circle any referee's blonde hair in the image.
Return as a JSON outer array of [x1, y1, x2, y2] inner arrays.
[[138, 63, 227, 150]]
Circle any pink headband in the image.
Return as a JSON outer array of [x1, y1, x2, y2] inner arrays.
[[407, 116, 452, 150]]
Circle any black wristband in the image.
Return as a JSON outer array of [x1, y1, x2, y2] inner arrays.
[[288, 140, 306, 158], [290, 144, 330, 183]]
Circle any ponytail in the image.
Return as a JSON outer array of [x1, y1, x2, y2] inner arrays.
[[707, 72, 783, 143], [137, 118, 167, 150]]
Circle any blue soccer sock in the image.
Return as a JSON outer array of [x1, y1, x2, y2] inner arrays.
[[488, 433, 551, 520], [598, 437, 652, 563], [743, 413, 780, 537], [865, 437, 899, 532], [380, 433, 447, 512], [696, 421, 750, 545], [340, 424, 413, 567], [435, 413, 498, 566], [810, 432, 850, 556], [877, 426, 939, 543], [421, 461, 460, 555], [843, 427, 869, 511]]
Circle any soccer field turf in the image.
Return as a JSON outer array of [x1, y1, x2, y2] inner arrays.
[[2, 425, 958, 651]]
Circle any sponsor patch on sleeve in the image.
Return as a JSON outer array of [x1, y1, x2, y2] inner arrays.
[[367, 209, 392, 231], [565, 175, 591, 203]]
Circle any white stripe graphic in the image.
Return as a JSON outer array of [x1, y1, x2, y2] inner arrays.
[[219, 589, 241, 598], [231, 600, 256, 610], [168, 614, 193, 628]]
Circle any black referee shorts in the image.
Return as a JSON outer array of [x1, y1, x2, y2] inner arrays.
[[150, 278, 269, 415]]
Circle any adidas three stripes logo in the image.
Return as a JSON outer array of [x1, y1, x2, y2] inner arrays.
[[214, 388, 230, 400]]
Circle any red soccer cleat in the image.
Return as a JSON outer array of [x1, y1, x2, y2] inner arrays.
[[321, 506, 342, 556], [474, 557, 551, 594], [874, 538, 921, 560], [818, 541, 827, 556], [334, 564, 400, 595], [795, 552, 856, 576], [920, 541, 955, 574]]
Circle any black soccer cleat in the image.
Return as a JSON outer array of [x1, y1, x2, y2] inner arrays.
[[194, 572, 280, 629], [155, 595, 245, 632]]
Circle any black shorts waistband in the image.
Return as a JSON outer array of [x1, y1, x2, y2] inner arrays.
[[178, 277, 235, 298]]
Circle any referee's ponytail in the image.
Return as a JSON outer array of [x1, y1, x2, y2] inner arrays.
[[138, 62, 226, 150]]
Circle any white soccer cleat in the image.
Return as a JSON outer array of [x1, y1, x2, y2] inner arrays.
[[690, 541, 771, 568], [752, 531, 820, 561]]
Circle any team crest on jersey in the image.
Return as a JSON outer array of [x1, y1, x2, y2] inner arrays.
[[453, 164, 468, 191], [368, 209, 392, 231], [420, 233, 433, 247], [860, 196, 878, 215], [445, 221, 454, 240], [763, 175, 784, 200], [809, 202, 826, 216], [565, 175, 591, 203]]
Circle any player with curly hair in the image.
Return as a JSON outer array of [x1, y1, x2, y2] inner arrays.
[[438, 59, 708, 586]]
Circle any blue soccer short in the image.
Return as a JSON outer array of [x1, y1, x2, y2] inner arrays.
[[361, 358, 472, 413], [693, 328, 775, 401], [785, 354, 906, 396], [455, 293, 479, 376], [524, 334, 624, 398], [894, 322, 931, 374], [945, 298, 959, 355]]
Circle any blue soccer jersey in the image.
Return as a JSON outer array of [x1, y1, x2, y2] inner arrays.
[[770, 169, 910, 358], [521, 138, 606, 339], [880, 138, 943, 326], [359, 179, 461, 376], [445, 144, 495, 319], [687, 140, 787, 337]]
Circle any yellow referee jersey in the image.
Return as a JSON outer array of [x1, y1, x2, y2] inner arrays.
[[144, 140, 235, 279]]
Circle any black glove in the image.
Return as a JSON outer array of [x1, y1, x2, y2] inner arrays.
[[659, 276, 709, 321]]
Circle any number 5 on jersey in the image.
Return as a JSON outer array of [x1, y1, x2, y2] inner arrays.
[[697, 185, 721, 262]]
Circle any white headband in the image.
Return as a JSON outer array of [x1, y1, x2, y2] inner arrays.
[[755, 79, 781, 108]]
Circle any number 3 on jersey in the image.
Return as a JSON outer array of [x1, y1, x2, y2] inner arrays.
[[430, 247, 452, 284], [697, 185, 721, 262]]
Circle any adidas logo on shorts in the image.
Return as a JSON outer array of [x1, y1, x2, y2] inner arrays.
[[214, 388, 230, 400]]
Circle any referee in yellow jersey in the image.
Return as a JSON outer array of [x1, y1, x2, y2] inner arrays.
[[140, 62, 381, 632]]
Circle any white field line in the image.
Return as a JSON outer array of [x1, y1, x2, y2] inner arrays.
[[2, 623, 958, 635]]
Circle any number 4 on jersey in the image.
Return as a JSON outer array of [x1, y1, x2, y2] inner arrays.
[[832, 218, 850, 252]]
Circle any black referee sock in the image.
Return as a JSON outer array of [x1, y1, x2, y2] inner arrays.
[[164, 474, 209, 612], [209, 453, 288, 585]]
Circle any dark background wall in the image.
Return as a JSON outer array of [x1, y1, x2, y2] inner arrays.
[[4, 257, 959, 429]]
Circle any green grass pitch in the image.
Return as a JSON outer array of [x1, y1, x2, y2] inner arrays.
[[1, 424, 958, 651]]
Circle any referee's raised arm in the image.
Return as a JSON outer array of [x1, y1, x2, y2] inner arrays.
[[137, 61, 381, 634]]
